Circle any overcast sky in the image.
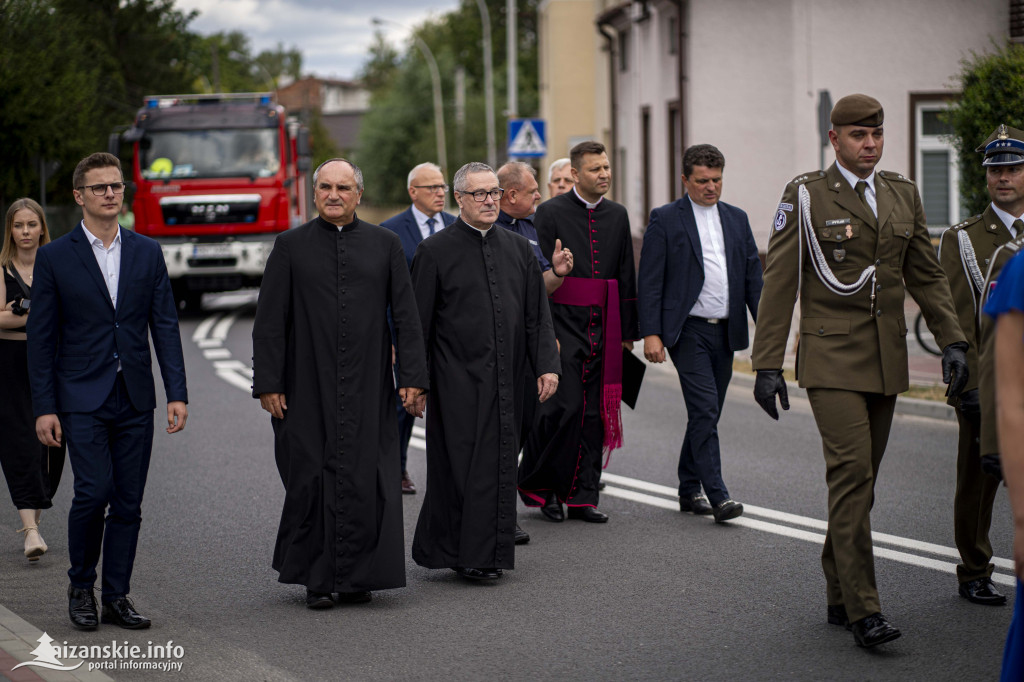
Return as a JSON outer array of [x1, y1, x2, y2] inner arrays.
[[175, 0, 462, 81]]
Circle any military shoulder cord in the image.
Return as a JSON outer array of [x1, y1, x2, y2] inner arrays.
[[957, 229, 986, 305], [796, 184, 878, 314]]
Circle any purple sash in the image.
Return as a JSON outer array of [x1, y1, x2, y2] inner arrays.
[[550, 277, 623, 457]]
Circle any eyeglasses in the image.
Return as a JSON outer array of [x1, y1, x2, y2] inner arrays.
[[77, 182, 126, 196], [412, 184, 449, 194], [459, 188, 504, 202]]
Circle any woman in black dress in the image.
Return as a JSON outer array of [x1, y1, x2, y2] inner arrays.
[[0, 198, 65, 561]]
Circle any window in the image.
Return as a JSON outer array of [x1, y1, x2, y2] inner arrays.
[[667, 16, 678, 55], [913, 100, 964, 229], [1013, 0, 1024, 40]]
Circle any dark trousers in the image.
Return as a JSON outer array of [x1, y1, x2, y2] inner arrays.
[[807, 388, 896, 623], [953, 407, 998, 582], [62, 374, 154, 602], [667, 318, 733, 505], [395, 391, 414, 473]]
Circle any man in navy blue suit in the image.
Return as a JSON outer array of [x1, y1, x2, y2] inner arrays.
[[380, 162, 456, 493], [638, 144, 762, 523], [28, 152, 188, 631]]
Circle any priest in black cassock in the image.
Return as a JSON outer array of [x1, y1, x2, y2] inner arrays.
[[518, 141, 640, 523], [410, 162, 561, 581], [252, 159, 428, 609]]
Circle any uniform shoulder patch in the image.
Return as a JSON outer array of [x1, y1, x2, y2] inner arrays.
[[878, 170, 914, 184]]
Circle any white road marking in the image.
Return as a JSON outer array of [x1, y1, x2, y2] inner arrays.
[[599, 473, 1016, 586], [199, 308, 1012, 587], [193, 312, 222, 343]]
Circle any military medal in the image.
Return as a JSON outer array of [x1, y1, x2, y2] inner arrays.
[[833, 248, 846, 262], [845, 225, 853, 239]]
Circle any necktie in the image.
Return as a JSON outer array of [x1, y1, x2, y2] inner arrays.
[[426, 217, 436, 235], [1012, 219, 1023, 239], [855, 180, 876, 221]]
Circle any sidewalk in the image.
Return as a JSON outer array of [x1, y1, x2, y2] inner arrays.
[[0, 604, 113, 682], [715, 295, 954, 421]]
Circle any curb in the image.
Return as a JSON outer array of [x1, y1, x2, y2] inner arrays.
[[727, 371, 956, 421], [0, 604, 114, 682]]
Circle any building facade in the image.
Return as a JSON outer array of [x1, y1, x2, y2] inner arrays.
[[539, 0, 1008, 246]]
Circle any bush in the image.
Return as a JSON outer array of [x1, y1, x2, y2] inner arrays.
[[944, 42, 1024, 217]]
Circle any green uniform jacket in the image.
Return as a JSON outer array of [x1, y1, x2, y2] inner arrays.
[[938, 206, 1013, 403], [978, 233, 1024, 456], [752, 163, 964, 395]]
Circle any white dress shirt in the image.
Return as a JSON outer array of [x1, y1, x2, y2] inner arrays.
[[80, 221, 122, 308], [411, 204, 441, 240], [990, 203, 1021, 238], [687, 198, 730, 320], [836, 163, 878, 217]]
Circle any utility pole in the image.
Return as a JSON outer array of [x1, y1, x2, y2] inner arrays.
[[475, 0, 497, 168]]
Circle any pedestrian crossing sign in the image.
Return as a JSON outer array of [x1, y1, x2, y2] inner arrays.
[[508, 119, 546, 157]]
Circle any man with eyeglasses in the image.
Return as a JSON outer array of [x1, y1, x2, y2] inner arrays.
[[381, 163, 457, 495], [410, 162, 560, 581], [28, 152, 189, 631], [253, 158, 427, 609], [518, 140, 640, 525]]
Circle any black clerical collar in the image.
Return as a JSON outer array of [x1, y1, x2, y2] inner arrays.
[[316, 215, 359, 232], [455, 218, 494, 238]]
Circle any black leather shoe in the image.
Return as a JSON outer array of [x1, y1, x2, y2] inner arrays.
[[455, 567, 501, 581], [567, 506, 609, 523], [68, 585, 98, 631], [540, 493, 564, 522], [959, 577, 1007, 606], [712, 499, 743, 523], [827, 604, 851, 630], [101, 597, 151, 629], [514, 524, 530, 544], [305, 590, 334, 609], [679, 493, 713, 515], [335, 591, 372, 604], [851, 613, 901, 648]]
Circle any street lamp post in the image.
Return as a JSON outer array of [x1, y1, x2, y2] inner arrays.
[[372, 18, 448, 175], [474, 0, 497, 168]]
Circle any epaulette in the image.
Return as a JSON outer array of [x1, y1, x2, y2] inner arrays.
[[790, 170, 826, 185], [944, 214, 983, 234], [878, 170, 914, 184]]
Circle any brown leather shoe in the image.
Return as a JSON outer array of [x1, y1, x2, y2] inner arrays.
[[402, 471, 417, 495]]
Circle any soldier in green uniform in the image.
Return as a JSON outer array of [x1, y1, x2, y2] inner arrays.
[[939, 124, 1024, 608], [751, 94, 968, 648]]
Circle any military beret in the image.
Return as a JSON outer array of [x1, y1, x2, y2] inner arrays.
[[976, 124, 1024, 166], [830, 94, 884, 127]]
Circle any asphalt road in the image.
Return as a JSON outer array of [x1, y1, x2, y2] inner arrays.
[[0, 292, 1014, 681]]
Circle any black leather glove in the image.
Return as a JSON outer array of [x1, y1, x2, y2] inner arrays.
[[958, 388, 980, 427], [942, 342, 969, 398], [980, 453, 1003, 482], [754, 370, 789, 421]]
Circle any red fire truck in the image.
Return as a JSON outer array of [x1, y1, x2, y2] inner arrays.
[[113, 92, 311, 310]]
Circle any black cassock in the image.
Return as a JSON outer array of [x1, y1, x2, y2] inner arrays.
[[411, 219, 559, 570], [252, 216, 427, 593], [518, 191, 639, 508]]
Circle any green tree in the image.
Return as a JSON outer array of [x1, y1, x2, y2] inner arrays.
[[944, 41, 1024, 216], [355, 0, 540, 206], [0, 0, 199, 204]]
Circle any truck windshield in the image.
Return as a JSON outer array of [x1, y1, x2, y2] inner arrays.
[[140, 129, 280, 179]]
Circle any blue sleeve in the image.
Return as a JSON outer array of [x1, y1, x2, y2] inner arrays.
[[984, 250, 1024, 320]]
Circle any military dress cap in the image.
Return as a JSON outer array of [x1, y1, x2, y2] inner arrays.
[[830, 94, 884, 127], [977, 124, 1024, 166]]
